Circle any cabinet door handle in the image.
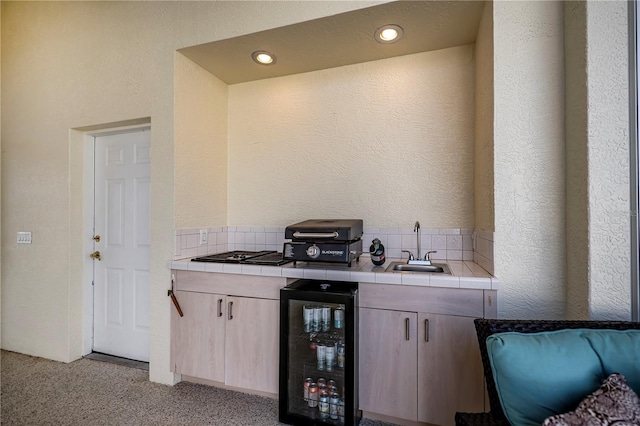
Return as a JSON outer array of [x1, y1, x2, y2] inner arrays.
[[228, 301, 233, 320], [424, 319, 430, 342], [217, 299, 223, 317], [405, 318, 410, 341]]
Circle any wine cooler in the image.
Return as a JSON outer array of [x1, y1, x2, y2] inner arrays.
[[279, 279, 360, 426]]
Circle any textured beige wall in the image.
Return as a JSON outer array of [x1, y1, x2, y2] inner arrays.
[[494, 1, 566, 319], [1, 1, 379, 385], [175, 53, 228, 228], [565, 1, 631, 321], [474, 1, 494, 232], [228, 45, 475, 228], [565, 1, 589, 320], [585, 0, 631, 320]]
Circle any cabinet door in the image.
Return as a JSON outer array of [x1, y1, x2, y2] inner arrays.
[[225, 296, 280, 394], [170, 291, 226, 382], [418, 313, 484, 426], [359, 307, 418, 421]]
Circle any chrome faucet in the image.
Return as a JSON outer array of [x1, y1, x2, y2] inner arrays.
[[401, 249, 415, 260], [423, 250, 437, 265], [407, 220, 438, 265], [414, 221, 421, 261]]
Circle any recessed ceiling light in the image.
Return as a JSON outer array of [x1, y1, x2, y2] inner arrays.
[[252, 50, 276, 65], [374, 24, 404, 44]]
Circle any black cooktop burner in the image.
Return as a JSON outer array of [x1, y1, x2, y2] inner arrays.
[[242, 252, 291, 265], [191, 250, 291, 266]]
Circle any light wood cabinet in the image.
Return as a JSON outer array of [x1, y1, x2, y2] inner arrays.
[[169, 270, 494, 417], [359, 307, 418, 420], [417, 313, 484, 425], [225, 296, 279, 393], [359, 284, 493, 426], [170, 271, 283, 395], [170, 291, 226, 382]]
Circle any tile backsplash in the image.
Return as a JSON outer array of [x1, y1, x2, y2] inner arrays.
[[174, 226, 495, 275], [473, 229, 494, 275]]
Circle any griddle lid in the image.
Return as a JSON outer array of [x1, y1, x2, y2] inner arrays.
[[285, 219, 363, 241]]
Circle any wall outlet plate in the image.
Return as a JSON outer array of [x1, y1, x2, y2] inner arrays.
[[199, 229, 208, 245]]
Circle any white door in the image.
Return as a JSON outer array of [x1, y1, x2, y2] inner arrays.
[[92, 129, 150, 361]]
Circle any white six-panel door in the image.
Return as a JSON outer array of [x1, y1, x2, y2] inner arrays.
[[92, 129, 150, 361]]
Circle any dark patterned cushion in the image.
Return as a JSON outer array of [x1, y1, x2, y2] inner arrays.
[[542, 373, 640, 426]]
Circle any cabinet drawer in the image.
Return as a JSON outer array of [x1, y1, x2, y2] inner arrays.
[[359, 284, 484, 317], [174, 270, 285, 299]]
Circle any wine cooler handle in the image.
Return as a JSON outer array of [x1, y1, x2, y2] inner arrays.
[[424, 319, 430, 342], [217, 299, 223, 317], [228, 301, 233, 320], [405, 318, 410, 341]]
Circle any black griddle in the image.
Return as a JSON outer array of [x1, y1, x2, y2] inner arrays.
[[283, 219, 364, 266]]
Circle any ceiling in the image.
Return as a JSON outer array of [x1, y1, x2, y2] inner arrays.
[[178, 1, 486, 85]]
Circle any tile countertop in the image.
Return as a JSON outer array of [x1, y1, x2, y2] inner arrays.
[[169, 256, 500, 291]]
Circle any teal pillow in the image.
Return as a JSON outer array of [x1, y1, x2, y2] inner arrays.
[[486, 329, 640, 426], [583, 331, 640, 393]]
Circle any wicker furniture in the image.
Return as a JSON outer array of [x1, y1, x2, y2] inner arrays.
[[454, 318, 640, 426]]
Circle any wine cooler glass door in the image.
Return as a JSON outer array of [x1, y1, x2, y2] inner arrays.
[[279, 279, 358, 426], [287, 299, 347, 423]]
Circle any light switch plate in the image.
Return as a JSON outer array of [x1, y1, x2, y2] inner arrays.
[[17, 231, 32, 244]]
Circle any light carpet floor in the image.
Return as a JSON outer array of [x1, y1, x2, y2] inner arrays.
[[1, 350, 396, 426]]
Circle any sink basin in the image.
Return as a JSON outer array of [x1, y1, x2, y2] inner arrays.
[[385, 261, 451, 274]]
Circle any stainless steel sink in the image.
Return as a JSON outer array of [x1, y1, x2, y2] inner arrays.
[[385, 261, 451, 274]]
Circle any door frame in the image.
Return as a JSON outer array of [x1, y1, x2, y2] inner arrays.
[[630, 0, 639, 323], [82, 124, 151, 356]]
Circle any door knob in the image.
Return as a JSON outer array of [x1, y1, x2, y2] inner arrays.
[[90, 251, 102, 261]]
